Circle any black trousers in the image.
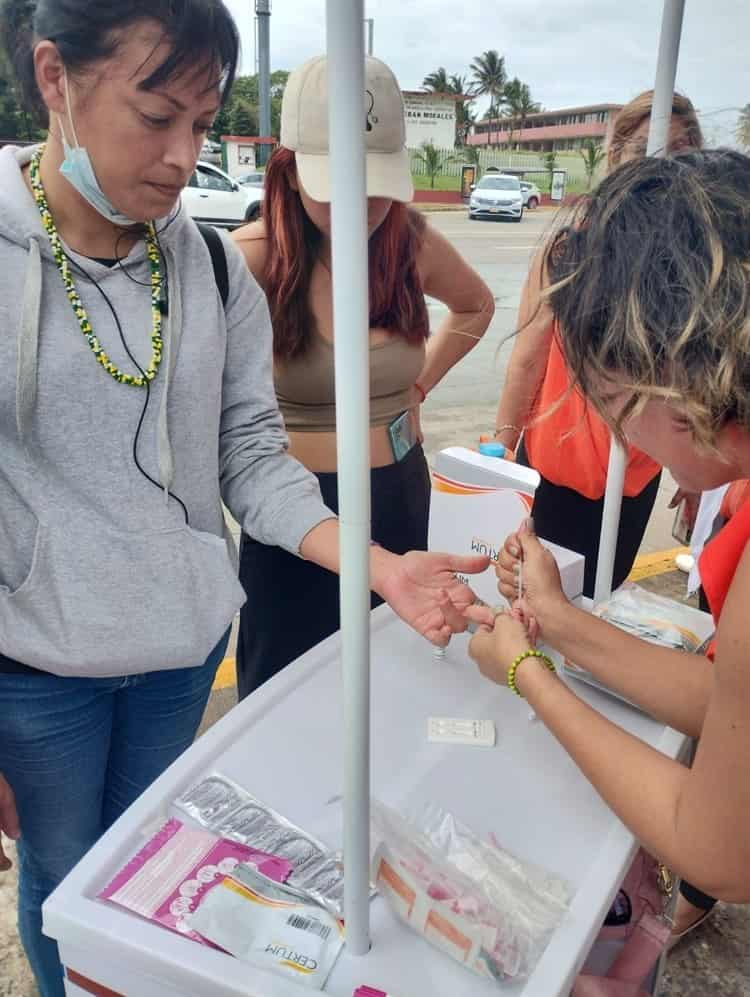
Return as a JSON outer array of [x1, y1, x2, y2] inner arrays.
[[516, 439, 661, 599], [236, 444, 430, 701]]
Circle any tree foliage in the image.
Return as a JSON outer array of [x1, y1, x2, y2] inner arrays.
[[470, 50, 507, 148], [580, 139, 605, 189], [737, 104, 750, 151], [413, 140, 451, 189]]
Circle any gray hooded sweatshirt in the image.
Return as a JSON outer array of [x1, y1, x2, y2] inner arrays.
[[0, 145, 333, 677]]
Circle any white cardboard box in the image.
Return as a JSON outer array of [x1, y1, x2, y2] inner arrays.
[[429, 447, 585, 607]]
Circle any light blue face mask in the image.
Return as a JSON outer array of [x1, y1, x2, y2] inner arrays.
[[57, 73, 139, 227]]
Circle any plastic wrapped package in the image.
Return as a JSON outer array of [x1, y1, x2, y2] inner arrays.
[[591, 583, 703, 651], [370, 799, 572, 984], [173, 774, 352, 916]]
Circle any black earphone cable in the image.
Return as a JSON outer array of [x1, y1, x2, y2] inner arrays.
[[65, 251, 188, 524]]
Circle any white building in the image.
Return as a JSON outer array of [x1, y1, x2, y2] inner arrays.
[[402, 91, 458, 149]]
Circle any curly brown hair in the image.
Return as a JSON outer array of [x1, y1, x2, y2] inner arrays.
[[543, 150, 750, 448]]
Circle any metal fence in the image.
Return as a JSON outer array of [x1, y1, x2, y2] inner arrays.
[[408, 145, 598, 193]]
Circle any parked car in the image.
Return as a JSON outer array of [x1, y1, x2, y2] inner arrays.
[[236, 170, 265, 188], [200, 139, 222, 165], [520, 180, 541, 209], [468, 174, 524, 222], [181, 161, 262, 228]]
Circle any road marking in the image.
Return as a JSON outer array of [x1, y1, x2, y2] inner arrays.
[[213, 656, 236, 690], [627, 547, 689, 581]]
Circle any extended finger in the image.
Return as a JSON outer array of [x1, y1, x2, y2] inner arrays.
[[463, 604, 498, 629], [443, 553, 491, 575], [439, 591, 468, 634], [504, 531, 522, 559]]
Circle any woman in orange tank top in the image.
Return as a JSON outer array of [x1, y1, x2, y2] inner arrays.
[[231, 56, 494, 696], [469, 149, 750, 949], [493, 90, 704, 597]]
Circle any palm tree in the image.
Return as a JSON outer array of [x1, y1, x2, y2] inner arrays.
[[737, 104, 750, 150], [505, 80, 540, 150], [449, 73, 471, 146], [580, 139, 606, 190], [502, 78, 522, 149], [422, 67, 451, 93], [412, 140, 449, 189], [462, 143, 482, 180], [470, 50, 507, 149]]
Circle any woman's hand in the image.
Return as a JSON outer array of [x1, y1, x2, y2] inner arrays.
[[0, 773, 20, 873], [469, 609, 534, 686], [496, 522, 568, 639], [372, 548, 490, 646], [669, 488, 700, 532]]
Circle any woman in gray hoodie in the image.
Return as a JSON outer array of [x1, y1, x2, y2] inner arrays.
[[0, 2, 486, 993]]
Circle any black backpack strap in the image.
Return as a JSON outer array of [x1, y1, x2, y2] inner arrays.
[[197, 222, 229, 309]]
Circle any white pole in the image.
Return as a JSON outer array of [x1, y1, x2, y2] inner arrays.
[[647, 0, 686, 157], [326, 0, 372, 956], [593, 0, 686, 605]]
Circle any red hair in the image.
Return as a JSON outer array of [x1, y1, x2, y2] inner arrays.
[[263, 146, 429, 360]]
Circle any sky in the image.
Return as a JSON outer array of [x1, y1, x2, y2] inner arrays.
[[224, 0, 746, 146]]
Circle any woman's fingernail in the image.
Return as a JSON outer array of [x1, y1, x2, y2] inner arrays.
[[525, 516, 535, 534], [508, 545, 520, 558], [513, 562, 520, 574]]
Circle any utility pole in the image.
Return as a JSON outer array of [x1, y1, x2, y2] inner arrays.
[[256, 0, 271, 166], [364, 17, 374, 55]]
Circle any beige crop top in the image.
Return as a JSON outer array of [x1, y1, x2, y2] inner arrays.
[[275, 328, 426, 432]]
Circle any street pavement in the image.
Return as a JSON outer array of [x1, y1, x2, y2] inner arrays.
[[1, 209, 747, 996]]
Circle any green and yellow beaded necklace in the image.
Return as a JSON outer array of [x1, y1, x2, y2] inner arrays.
[[29, 146, 163, 388]]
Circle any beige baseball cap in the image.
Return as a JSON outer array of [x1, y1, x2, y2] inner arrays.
[[280, 55, 413, 204]]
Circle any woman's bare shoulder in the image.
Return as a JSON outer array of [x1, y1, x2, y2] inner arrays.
[[231, 220, 269, 284]]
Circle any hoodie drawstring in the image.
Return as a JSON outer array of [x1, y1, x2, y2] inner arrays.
[[16, 237, 42, 446]]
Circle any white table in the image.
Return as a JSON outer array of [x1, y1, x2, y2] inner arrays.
[[44, 604, 703, 997]]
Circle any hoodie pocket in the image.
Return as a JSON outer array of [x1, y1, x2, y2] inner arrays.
[[0, 519, 247, 677], [0, 496, 41, 595]]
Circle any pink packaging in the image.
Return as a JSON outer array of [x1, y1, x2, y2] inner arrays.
[[99, 818, 293, 944]]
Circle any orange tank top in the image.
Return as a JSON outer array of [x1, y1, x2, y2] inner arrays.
[[700, 493, 750, 641], [523, 330, 660, 500]]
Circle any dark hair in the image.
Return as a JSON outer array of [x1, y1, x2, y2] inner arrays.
[[263, 145, 430, 360], [544, 149, 750, 445], [1, 0, 239, 124]]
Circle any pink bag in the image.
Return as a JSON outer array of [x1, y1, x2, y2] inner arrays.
[[571, 850, 673, 997]]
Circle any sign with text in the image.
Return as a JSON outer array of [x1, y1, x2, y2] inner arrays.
[[403, 93, 456, 149]]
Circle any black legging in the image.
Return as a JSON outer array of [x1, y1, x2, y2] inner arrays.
[[236, 443, 431, 700], [516, 438, 661, 599]]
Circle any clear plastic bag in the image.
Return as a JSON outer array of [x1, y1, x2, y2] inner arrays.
[[592, 583, 703, 651], [370, 799, 572, 983]]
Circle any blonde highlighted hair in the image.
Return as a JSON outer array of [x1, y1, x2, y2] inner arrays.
[[607, 90, 703, 169], [543, 150, 750, 448]]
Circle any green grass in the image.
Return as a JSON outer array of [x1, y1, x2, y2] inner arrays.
[[411, 174, 462, 192]]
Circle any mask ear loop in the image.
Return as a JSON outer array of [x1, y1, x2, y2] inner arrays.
[[58, 69, 80, 149]]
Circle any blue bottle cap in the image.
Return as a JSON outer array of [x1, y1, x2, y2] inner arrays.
[[478, 441, 506, 458]]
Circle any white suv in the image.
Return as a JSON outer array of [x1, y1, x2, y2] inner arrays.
[[181, 161, 262, 228]]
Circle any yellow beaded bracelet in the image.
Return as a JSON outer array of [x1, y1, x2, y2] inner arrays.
[[507, 649, 556, 697]]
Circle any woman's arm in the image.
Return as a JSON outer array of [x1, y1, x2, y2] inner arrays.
[[488, 528, 713, 737], [542, 600, 713, 739], [414, 224, 494, 394], [492, 248, 555, 450], [470, 550, 750, 901]]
